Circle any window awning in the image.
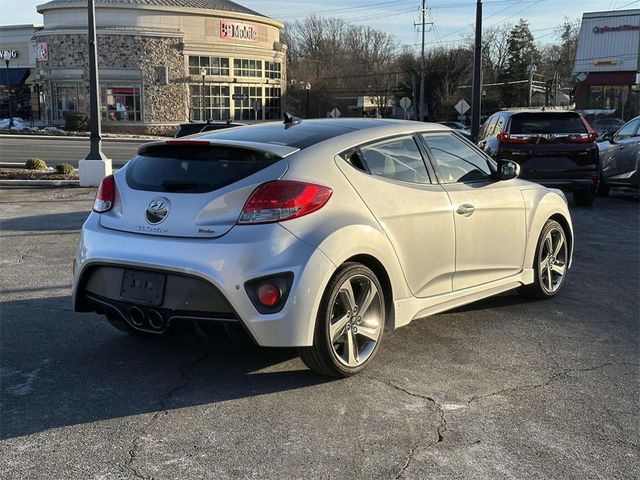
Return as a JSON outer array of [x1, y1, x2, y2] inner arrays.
[[0, 68, 31, 86]]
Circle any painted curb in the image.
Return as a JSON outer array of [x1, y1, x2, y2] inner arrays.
[[0, 179, 82, 187]]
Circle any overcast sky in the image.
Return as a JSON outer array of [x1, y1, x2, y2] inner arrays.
[[3, 0, 637, 49]]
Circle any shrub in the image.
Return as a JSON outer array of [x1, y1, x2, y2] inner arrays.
[[25, 158, 47, 170], [64, 112, 89, 131], [55, 163, 74, 174]]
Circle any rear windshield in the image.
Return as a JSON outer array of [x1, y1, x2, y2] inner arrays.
[[201, 122, 356, 149], [126, 145, 280, 193], [509, 113, 587, 134]]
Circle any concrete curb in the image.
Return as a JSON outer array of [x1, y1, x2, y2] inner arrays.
[[0, 133, 165, 142], [0, 179, 82, 187]]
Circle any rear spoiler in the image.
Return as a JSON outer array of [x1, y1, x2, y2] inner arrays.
[[138, 139, 300, 159]]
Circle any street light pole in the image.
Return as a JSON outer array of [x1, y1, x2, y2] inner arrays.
[[305, 82, 311, 118], [79, 0, 111, 186], [471, 0, 483, 141], [3, 52, 14, 128], [200, 68, 206, 121]]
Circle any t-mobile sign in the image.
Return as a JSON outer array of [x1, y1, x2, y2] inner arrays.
[[220, 21, 259, 41]]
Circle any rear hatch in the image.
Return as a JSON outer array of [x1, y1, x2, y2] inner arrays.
[[99, 140, 297, 238], [499, 112, 598, 177]]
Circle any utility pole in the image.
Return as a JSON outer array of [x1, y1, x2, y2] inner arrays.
[[415, 0, 431, 122], [527, 60, 536, 107], [471, 0, 482, 141], [79, 0, 112, 186]]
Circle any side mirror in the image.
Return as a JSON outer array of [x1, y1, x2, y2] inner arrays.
[[497, 160, 520, 181], [601, 132, 614, 143]]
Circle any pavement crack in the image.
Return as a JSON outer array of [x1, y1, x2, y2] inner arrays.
[[366, 377, 447, 479], [466, 362, 638, 406], [124, 330, 212, 479]]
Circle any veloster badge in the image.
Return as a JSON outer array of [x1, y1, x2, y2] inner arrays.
[[146, 197, 170, 225]]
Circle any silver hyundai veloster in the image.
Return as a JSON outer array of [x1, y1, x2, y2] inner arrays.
[[73, 118, 573, 377]]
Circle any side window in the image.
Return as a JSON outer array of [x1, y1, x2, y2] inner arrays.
[[614, 119, 640, 141], [480, 116, 495, 139], [360, 136, 429, 184], [421, 133, 492, 184], [494, 115, 505, 136]]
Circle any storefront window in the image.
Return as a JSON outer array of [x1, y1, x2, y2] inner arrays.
[[264, 87, 281, 120], [588, 85, 628, 112], [53, 82, 85, 121], [265, 61, 281, 80], [100, 84, 142, 122], [233, 59, 262, 78], [189, 56, 230, 76], [189, 84, 231, 121], [233, 86, 262, 121]]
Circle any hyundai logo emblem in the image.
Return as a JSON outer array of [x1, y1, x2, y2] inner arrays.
[[146, 198, 170, 225]]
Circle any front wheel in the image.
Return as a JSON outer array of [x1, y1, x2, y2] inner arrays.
[[519, 219, 568, 299], [298, 263, 385, 377]]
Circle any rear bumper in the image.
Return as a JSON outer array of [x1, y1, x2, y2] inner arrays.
[[73, 213, 337, 347], [532, 178, 597, 192]]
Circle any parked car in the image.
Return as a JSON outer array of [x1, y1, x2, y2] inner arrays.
[[73, 119, 573, 377], [438, 121, 468, 130], [477, 110, 599, 206], [174, 120, 244, 138], [591, 117, 625, 138], [597, 116, 639, 196]]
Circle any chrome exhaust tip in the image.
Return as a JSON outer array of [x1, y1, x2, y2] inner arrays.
[[148, 309, 165, 330], [129, 306, 145, 326]]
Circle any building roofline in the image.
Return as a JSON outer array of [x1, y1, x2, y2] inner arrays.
[[0, 24, 44, 30], [581, 9, 640, 18], [36, 2, 284, 29]]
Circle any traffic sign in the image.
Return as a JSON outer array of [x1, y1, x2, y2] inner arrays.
[[329, 107, 341, 119], [399, 97, 411, 109], [454, 99, 470, 115], [232, 93, 248, 101]]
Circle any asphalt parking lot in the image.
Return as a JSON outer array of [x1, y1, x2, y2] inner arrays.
[[0, 187, 638, 479]]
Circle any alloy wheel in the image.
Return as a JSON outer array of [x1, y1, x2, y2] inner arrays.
[[538, 227, 568, 294], [329, 274, 383, 367]]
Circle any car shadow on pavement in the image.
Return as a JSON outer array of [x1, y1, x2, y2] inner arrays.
[[0, 296, 329, 440], [0, 211, 89, 231]]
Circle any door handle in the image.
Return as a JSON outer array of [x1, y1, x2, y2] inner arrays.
[[456, 204, 475, 216]]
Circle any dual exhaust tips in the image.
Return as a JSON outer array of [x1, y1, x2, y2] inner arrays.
[[129, 306, 165, 331]]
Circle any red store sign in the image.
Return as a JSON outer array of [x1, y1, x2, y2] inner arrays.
[[593, 24, 640, 34]]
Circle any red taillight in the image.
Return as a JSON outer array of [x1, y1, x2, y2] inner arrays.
[[257, 283, 281, 307], [572, 116, 597, 143], [238, 180, 333, 224], [165, 140, 210, 146], [93, 174, 115, 213], [498, 131, 533, 144]]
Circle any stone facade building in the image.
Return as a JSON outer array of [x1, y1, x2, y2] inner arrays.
[[1, 0, 286, 134]]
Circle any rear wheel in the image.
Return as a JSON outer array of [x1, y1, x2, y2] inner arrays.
[[596, 181, 610, 197], [519, 219, 568, 299], [573, 188, 595, 206], [298, 263, 385, 377]]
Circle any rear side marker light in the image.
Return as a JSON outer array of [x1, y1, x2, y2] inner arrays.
[[93, 174, 115, 213], [257, 283, 281, 307], [238, 180, 333, 224]]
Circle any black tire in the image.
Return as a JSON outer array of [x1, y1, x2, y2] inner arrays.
[[596, 182, 610, 197], [298, 263, 385, 378], [573, 188, 595, 206], [519, 219, 568, 300]]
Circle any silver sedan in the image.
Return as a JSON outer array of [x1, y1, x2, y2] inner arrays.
[[73, 118, 573, 377]]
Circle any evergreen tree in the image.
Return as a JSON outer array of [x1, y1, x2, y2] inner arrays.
[[501, 19, 539, 107]]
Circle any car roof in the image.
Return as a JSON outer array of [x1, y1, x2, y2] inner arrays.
[[198, 118, 445, 149]]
